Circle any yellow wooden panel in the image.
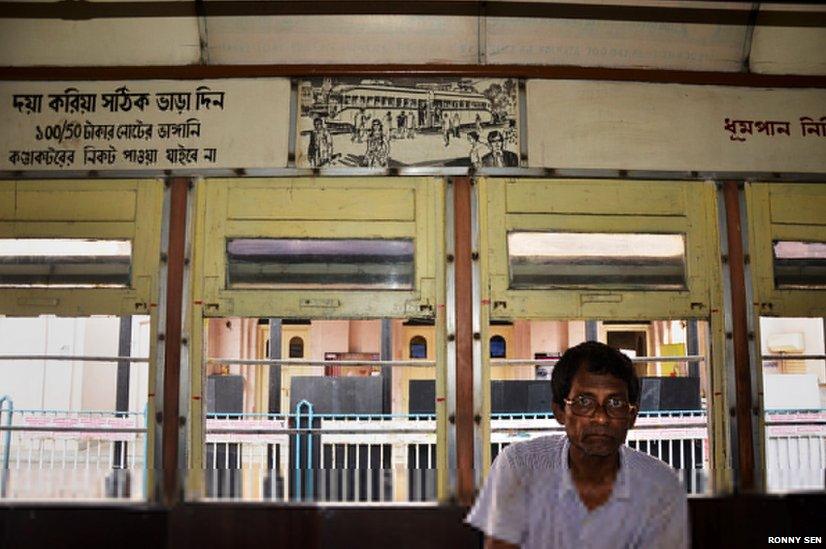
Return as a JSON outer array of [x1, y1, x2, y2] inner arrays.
[[16, 190, 137, 221], [769, 186, 826, 226], [0, 179, 162, 317], [749, 182, 826, 317], [0, 188, 13, 219], [222, 220, 415, 238], [506, 180, 686, 216], [227, 186, 415, 221], [484, 178, 718, 320], [505, 213, 687, 233], [0, 221, 136, 239]]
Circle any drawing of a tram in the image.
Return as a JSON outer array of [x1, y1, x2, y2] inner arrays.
[[320, 80, 495, 132]]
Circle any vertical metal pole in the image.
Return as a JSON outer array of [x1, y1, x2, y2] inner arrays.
[[586, 321, 599, 342], [161, 177, 189, 506], [0, 396, 12, 498], [380, 319, 392, 414], [721, 181, 756, 492], [177, 179, 195, 495], [445, 180, 458, 500], [267, 318, 282, 498], [153, 179, 172, 503], [687, 320, 700, 378], [114, 316, 132, 468], [454, 176, 475, 506], [268, 319, 282, 414]]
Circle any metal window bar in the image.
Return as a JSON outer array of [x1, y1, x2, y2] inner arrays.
[[489, 355, 706, 366], [0, 355, 149, 363], [206, 358, 436, 367]]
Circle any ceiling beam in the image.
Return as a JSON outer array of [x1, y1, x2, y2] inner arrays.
[[0, 1, 825, 27]]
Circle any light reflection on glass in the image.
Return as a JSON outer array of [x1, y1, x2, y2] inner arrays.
[[508, 232, 686, 289]]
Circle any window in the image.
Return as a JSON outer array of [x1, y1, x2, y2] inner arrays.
[[507, 232, 687, 290], [0, 314, 150, 500], [226, 238, 415, 290], [0, 238, 132, 288], [487, 318, 711, 495], [288, 336, 304, 359], [759, 316, 826, 493], [201, 318, 437, 502], [409, 336, 427, 359], [772, 241, 826, 289], [489, 335, 506, 359]]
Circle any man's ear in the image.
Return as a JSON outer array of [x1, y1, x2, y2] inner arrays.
[[627, 406, 638, 430], [551, 402, 566, 426]]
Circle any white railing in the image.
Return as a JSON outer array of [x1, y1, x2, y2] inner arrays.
[[2, 408, 822, 501], [491, 410, 710, 494], [765, 409, 826, 493], [0, 408, 147, 500], [203, 413, 437, 503]]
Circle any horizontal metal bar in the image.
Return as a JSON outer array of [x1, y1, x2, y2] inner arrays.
[[631, 355, 706, 363], [492, 422, 709, 433], [0, 426, 146, 433], [206, 358, 436, 367], [762, 354, 826, 361], [0, 354, 149, 363], [490, 355, 706, 366], [1, 62, 825, 90], [0, 1, 824, 27], [206, 413, 436, 420], [765, 408, 826, 414], [11, 408, 146, 415], [2, 167, 825, 182], [764, 420, 826, 426], [206, 428, 435, 435]]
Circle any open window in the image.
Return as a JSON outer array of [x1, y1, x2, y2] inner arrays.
[[478, 178, 727, 492], [0, 179, 163, 501], [747, 183, 826, 492], [188, 177, 447, 502]]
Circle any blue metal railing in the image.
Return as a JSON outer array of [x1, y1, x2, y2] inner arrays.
[[293, 399, 314, 501], [0, 396, 13, 498]]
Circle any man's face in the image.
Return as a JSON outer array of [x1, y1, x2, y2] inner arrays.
[[552, 368, 637, 458], [489, 136, 503, 152], [314, 119, 322, 130]]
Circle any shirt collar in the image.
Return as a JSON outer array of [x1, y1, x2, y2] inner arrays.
[[558, 436, 632, 500]]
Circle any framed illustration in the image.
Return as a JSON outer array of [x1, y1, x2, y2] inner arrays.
[[296, 77, 520, 168]]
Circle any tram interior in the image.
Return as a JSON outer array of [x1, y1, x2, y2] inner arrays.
[[1, 2, 826, 547]]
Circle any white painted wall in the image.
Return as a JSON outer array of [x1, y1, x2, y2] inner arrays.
[[760, 317, 826, 386], [0, 18, 200, 66], [0, 315, 149, 412], [1, 10, 824, 75], [527, 80, 826, 172]]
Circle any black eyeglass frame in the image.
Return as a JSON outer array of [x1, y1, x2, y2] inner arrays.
[[562, 395, 638, 419]]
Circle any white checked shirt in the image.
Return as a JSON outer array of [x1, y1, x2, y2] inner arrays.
[[466, 435, 689, 549]]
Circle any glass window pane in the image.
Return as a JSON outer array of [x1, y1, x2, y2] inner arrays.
[[773, 241, 826, 289], [226, 238, 414, 290], [0, 239, 132, 288], [507, 232, 686, 290]]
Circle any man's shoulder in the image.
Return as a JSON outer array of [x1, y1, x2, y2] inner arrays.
[[498, 435, 564, 469], [623, 446, 684, 493]]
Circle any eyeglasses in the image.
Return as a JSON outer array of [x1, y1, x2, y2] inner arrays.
[[563, 395, 636, 419]]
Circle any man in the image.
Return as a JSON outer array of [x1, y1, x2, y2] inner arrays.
[[467, 341, 688, 549], [481, 130, 518, 167], [307, 116, 333, 168]]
